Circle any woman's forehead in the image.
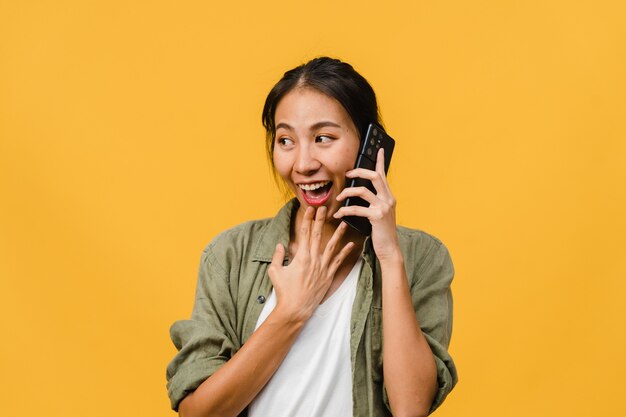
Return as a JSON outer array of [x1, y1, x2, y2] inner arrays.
[[274, 88, 354, 130]]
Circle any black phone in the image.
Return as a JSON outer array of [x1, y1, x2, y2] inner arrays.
[[342, 123, 395, 235]]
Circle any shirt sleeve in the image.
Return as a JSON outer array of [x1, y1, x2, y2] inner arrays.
[[414, 239, 458, 414], [166, 243, 241, 411]]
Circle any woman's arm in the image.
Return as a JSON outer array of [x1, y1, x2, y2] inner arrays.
[[334, 148, 439, 417], [379, 253, 438, 417], [179, 206, 354, 417], [178, 307, 305, 417]]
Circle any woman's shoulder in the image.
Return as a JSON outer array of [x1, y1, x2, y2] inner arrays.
[[201, 200, 295, 267], [203, 217, 274, 257], [394, 225, 453, 279], [193, 217, 277, 279], [395, 225, 446, 252]]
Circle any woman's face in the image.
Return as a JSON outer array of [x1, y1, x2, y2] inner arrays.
[[273, 87, 360, 219]]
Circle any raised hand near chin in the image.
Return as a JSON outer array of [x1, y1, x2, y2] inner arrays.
[[267, 206, 355, 323]]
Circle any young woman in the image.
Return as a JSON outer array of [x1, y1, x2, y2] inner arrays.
[[167, 57, 457, 417]]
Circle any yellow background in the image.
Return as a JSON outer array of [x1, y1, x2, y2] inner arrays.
[[1, 1, 625, 416]]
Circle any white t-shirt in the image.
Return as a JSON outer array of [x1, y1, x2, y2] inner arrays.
[[248, 259, 362, 417]]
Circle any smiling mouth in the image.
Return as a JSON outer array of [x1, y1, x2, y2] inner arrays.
[[298, 181, 333, 206]]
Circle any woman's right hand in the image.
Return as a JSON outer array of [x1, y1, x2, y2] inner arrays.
[[178, 207, 353, 417], [267, 206, 354, 323]]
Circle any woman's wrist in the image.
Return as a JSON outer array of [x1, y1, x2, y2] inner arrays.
[[377, 247, 404, 268], [270, 303, 311, 329]]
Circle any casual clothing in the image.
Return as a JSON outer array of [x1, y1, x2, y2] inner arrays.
[[166, 199, 458, 416], [248, 258, 362, 417]]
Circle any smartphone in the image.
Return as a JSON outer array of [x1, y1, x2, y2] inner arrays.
[[342, 123, 395, 235]]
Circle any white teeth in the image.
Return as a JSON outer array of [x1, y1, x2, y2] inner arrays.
[[298, 181, 330, 191]]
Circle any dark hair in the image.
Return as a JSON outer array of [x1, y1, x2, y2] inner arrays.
[[262, 57, 383, 172]]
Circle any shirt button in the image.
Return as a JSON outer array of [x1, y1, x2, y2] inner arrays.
[[257, 295, 266, 304]]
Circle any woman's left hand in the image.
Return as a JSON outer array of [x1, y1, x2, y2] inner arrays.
[[334, 148, 402, 262]]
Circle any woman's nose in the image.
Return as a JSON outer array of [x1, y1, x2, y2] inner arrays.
[[294, 146, 321, 174]]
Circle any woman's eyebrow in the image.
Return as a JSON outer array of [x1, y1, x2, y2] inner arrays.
[[310, 121, 341, 130], [276, 121, 342, 131], [275, 122, 293, 131]]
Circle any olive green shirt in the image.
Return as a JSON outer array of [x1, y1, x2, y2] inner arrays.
[[167, 199, 458, 416]]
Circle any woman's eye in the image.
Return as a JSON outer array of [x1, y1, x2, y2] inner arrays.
[[315, 135, 333, 143], [277, 137, 294, 146]]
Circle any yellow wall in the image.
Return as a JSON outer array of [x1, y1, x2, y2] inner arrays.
[[1, 1, 624, 416]]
